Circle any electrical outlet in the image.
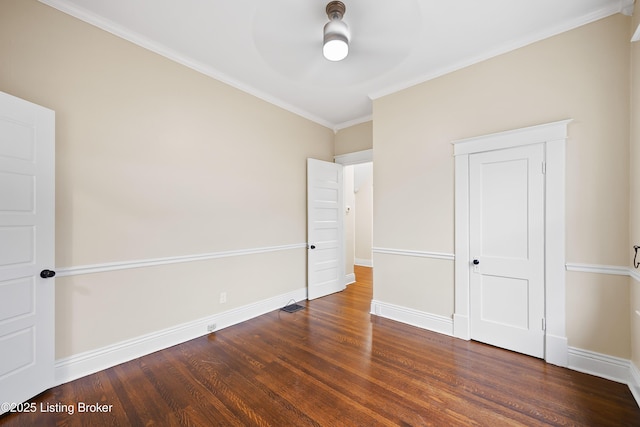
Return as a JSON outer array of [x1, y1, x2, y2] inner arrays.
[[207, 323, 216, 332], [220, 292, 227, 304]]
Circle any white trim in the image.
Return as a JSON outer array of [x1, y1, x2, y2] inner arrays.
[[564, 263, 640, 281], [334, 115, 373, 132], [621, 0, 635, 17], [370, 300, 454, 337], [334, 149, 373, 166], [630, 362, 640, 407], [37, 0, 632, 131], [453, 119, 570, 366], [546, 334, 569, 367], [632, 23, 640, 42], [452, 119, 572, 156], [453, 154, 470, 340], [37, 0, 335, 130], [345, 273, 356, 286], [55, 287, 307, 385], [372, 247, 455, 261], [56, 243, 306, 277], [545, 134, 567, 365], [568, 347, 630, 384], [368, 4, 626, 100], [565, 263, 631, 276], [355, 258, 373, 267]]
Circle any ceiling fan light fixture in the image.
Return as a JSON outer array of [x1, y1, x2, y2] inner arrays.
[[323, 1, 349, 62]]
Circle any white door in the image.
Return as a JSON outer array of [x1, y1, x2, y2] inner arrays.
[[469, 143, 545, 358], [307, 158, 344, 300], [0, 92, 55, 412]]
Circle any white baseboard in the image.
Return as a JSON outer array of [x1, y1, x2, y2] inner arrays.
[[545, 334, 569, 367], [345, 273, 356, 286], [630, 362, 640, 407], [54, 287, 307, 386], [370, 300, 453, 337], [372, 300, 639, 405], [453, 314, 470, 340], [568, 347, 630, 384], [355, 258, 373, 267]]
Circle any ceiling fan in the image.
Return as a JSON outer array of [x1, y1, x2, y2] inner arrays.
[[251, 0, 422, 85], [322, 1, 350, 61]]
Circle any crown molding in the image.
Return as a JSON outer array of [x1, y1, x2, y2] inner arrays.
[[38, 0, 630, 129], [334, 114, 373, 132], [620, 0, 635, 16], [37, 0, 336, 130], [369, 2, 628, 100]]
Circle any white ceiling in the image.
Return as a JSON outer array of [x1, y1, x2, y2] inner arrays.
[[40, 0, 634, 130]]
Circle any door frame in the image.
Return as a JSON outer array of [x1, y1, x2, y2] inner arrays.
[[452, 120, 571, 367], [334, 149, 373, 166]]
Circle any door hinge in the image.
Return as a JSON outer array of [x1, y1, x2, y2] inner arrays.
[[542, 318, 546, 331], [542, 161, 546, 174]]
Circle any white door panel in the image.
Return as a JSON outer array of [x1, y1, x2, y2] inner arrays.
[[0, 91, 55, 413], [307, 158, 344, 300], [478, 158, 529, 259], [469, 143, 545, 358], [480, 275, 529, 329]]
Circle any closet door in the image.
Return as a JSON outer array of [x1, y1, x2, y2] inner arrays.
[[469, 143, 545, 358]]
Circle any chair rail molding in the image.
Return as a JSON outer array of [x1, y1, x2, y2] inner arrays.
[[372, 247, 454, 261], [56, 243, 307, 277]]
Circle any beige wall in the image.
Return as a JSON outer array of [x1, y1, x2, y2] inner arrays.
[[0, 0, 333, 358], [334, 121, 373, 156], [354, 163, 373, 265], [373, 14, 632, 357], [630, 11, 640, 369]]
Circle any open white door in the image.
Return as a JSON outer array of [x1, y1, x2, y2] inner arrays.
[[469, 143, 545, 358], [0, 92, 55, 413], [307, 158, 344, 300]]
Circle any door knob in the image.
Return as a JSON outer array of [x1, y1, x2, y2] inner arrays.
[[40, 269, 56, 279], [472, 259, 480, 265]]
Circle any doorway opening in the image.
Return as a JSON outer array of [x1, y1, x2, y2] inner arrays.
[[335, 149, 373, 288], [344, 162, 373, 285]]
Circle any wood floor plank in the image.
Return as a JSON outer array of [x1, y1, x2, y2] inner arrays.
[[1, 266, 639, 426]]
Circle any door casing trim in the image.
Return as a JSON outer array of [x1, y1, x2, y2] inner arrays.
[[452, 119, 571, 367]]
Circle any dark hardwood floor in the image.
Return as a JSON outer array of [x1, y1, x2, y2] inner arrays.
[[2, 266, 639, 426]]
